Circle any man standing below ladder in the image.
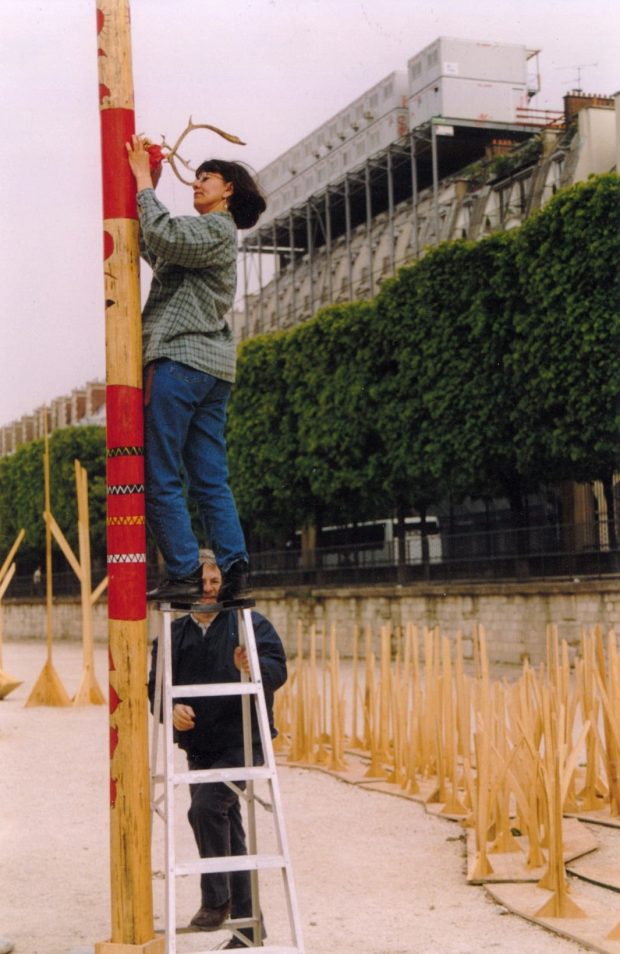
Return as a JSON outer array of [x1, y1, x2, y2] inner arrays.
[[148, 550, 287, 948]]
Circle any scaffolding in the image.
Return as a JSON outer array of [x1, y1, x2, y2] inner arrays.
[[237, 115, 561, 339]]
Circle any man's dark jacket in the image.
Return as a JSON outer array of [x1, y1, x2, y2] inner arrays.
[[147, 610, 287, 757]]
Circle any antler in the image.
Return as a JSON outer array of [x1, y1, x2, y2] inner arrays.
[[160, 116, 246, 185]]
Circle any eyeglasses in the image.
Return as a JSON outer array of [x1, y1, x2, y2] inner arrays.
[[195, 172, 225, 184]]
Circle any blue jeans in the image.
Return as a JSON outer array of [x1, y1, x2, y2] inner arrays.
[[144, 359, 248, 578]]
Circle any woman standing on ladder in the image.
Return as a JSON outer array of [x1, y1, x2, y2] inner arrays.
[[126, 134, 266, 602]]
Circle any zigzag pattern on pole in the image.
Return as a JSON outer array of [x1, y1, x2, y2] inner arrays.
[[107, 446, 144, 457], [107, 553, 147, 564], [107, 483, 145, 495], [107, 515, 146, 526]]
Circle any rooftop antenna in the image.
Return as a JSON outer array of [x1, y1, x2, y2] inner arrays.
[[556, 62, 598, 93]]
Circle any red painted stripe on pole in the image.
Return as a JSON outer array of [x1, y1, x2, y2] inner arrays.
[[107, 456, 144, 485], [100, 108, 137, 220], [107, 496, 145, 520], [107, 520, 145, 551]]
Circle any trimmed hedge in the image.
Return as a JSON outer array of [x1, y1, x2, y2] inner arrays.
[[2, 174, 619, 562]]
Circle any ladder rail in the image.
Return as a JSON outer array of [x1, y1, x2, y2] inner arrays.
[[239, 610, 262, 948], [162, 608, 179, 954], [150, 616, 165, 822], [241, 608, 306, 952]]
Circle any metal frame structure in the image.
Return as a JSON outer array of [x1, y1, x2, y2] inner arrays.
[[237, 115, 561, 339]]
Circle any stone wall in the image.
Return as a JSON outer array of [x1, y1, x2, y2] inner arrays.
[[4, 578, 620, 665]]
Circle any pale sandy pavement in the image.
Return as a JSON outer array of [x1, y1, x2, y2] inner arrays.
[[0, 640, 607, 954]]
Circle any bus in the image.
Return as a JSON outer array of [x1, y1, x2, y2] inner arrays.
[[294, 516, 442, 568]]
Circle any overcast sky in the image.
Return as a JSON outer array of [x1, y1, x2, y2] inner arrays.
[[1, 0, 618, 425]]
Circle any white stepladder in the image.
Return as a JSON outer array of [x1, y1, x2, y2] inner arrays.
[[150, 597, 305, 954]]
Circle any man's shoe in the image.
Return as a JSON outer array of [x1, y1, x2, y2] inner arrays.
[[189, 900, 231, 931], [147, 565, 203, 602], [219, 559, 250, 602]]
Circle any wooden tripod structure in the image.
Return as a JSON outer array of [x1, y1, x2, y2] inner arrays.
[[44, 459, 107, 705], [0, 529, 25, 699], [25, 430, 71, 708]]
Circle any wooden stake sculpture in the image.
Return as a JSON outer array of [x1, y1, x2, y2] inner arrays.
[[534, 685, 589, 918], [468, 626, 495, 880], [349, 624, 364, 748], [0, 529, 25, 699], [25, 431, 72, 707], [577, 631, 608, 810], [403, 625, 421, 795], [595, 627, 620, 817], [604, 638, 620, 943], [95, 3, 161, 950], [43, 460, 107, 705], [326, 624, 347, 771], [287, 624, 309, 763], [439, 636, 468, 816]]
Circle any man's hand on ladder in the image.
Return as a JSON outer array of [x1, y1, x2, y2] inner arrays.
[[234, 646, 250, 674], [172, 704, 196, 731]]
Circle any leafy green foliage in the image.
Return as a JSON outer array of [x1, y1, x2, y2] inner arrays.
[[3, 175, 619, 560], [284, 302, 381, 524], [0, 426, 106, 572], [228, 330, 304, 542], [511, 174, 620, 485], [225, 174, 620, 543]]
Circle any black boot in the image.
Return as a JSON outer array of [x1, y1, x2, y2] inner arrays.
[[146, 564, 203, 602], [219, 559, 250, 602]]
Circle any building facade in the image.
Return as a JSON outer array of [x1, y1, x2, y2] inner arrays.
[[0, 379, 105, 457], [234, 37, 616, 342]]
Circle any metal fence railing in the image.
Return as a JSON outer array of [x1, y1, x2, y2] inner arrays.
[[248, 520, 619, 587], [4, 521, 619, 598]]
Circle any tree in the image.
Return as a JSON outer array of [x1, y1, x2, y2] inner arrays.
[[284, 302, 380, 528], [228, 331, 304, 545], [0, 426, 106, 572], [511, 174, 620, 543], [374, 257, 450, 574]]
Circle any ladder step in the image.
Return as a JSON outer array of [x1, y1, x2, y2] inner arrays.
[[180, 944, 303, 954], [173, 765, 275, 785], [172, 916, 256, 935], [171, 681, 259, 699], [235, 947, 301, 953], [175, 853, 287, 876]]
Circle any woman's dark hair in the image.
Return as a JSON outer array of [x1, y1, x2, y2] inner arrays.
[[196, 159, 267, 230]]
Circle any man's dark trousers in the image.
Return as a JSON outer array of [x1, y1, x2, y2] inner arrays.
[[187, 745, 264, 937]]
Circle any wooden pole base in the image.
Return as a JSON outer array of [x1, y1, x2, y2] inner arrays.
[[72, 667, 106, 706], [534, 890, 588, 919], [95, 939, 165, 953], [607, 921, 620, 940], [25, 660, 71, 707], [0, 669, 22, 700]]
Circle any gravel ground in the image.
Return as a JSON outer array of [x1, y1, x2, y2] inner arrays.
[[0, 639, 602, 954]]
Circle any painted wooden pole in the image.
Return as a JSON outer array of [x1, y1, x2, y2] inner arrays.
[[95, 2, 162, 951]]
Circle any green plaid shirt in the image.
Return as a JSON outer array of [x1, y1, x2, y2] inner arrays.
[[137, 188, 238, 382]]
